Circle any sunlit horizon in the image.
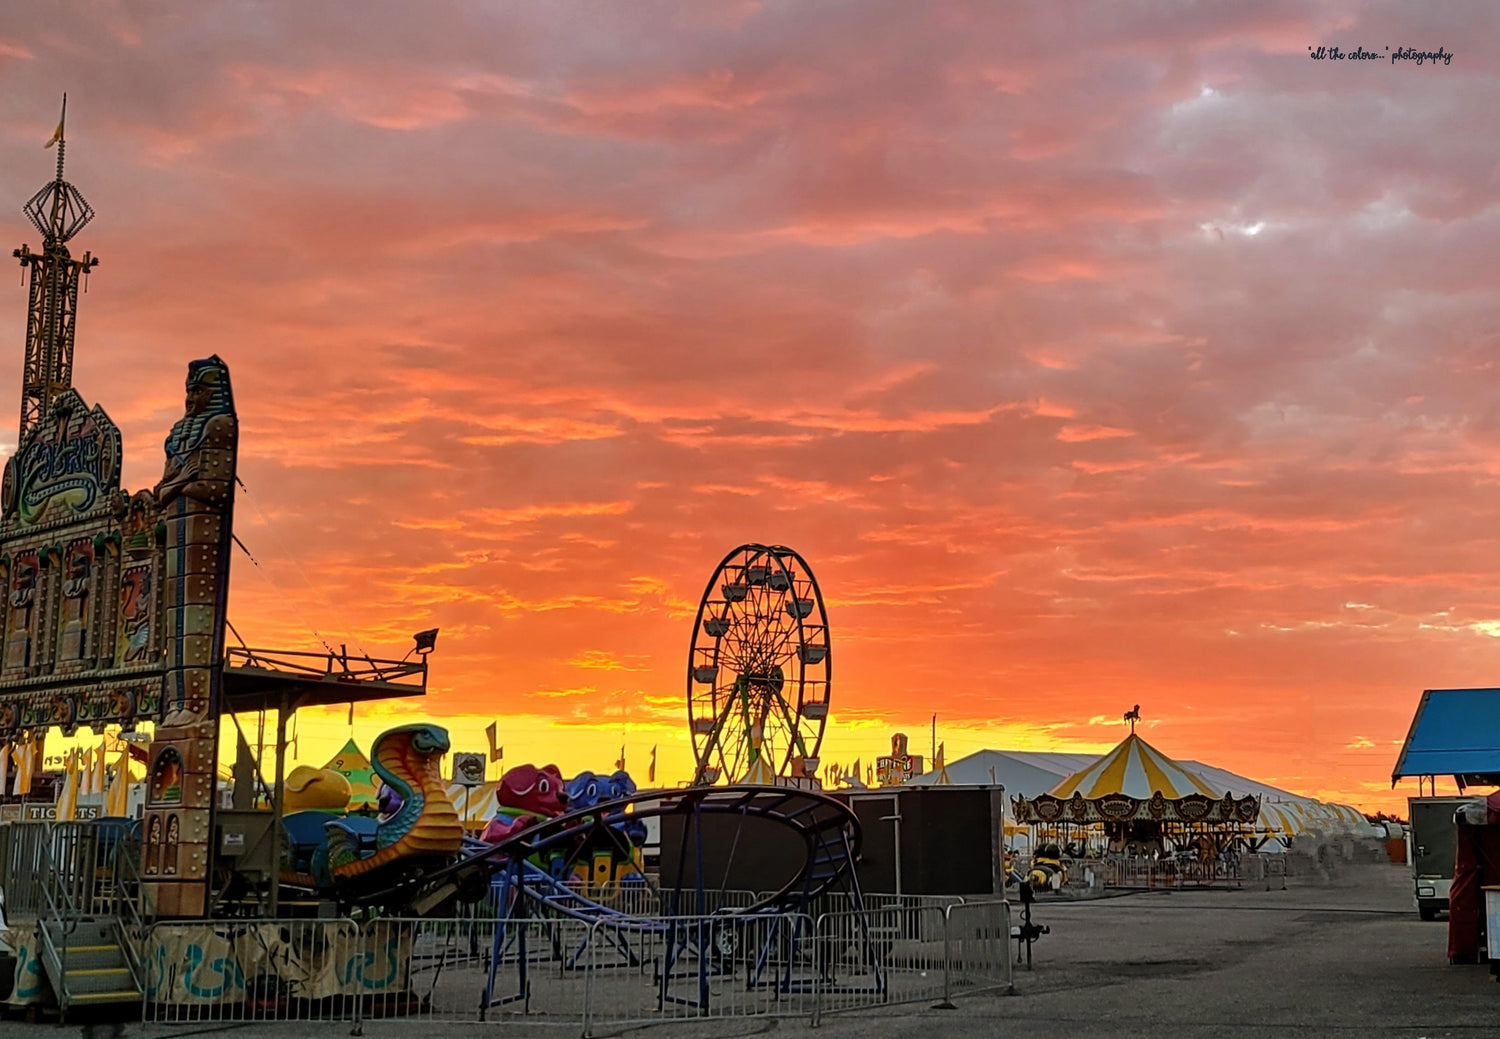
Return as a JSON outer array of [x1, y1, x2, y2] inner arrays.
[[3, 3, 1492, 818]]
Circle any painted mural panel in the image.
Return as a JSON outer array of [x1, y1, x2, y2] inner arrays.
[[56, 538, 95, 666], [4, 549, 40, 675], [1, 389, 122, 528], [116, 563, 156, 667]]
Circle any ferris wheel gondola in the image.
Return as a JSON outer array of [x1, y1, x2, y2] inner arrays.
[[686, 544, 831, 786]]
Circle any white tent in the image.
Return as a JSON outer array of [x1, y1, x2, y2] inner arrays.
[[905, 749, 1096, 795]]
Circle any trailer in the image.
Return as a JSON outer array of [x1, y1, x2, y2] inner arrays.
[[1408, 795, 1474, 920]]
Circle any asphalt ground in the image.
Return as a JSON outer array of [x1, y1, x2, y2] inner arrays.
[[5, 860, 1496, 1039]]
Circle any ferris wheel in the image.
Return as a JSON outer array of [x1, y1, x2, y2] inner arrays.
[[687, 544, 831, 786]]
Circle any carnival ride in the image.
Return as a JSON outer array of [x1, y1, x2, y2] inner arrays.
[[1010, 731, 1261, 889], [687, 544, 831, 785], [260, 710, 876, 1012], [352, 768, 874, 1011]]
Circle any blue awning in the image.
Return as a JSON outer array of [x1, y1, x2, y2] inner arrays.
[[1392, 688, 1500, 784]]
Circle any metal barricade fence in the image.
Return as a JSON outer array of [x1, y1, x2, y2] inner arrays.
[[942, 900, 1012, 999], [1, 821, 114, 921], [360, 914, 595, 1029], [141, 917, 364, 1025], [133, 899, 1014, 1033], [811, 904, 948, 1022], [583, 912, 815, 1034], [473, 882, 764, 921], [806, 891, 963, 916]]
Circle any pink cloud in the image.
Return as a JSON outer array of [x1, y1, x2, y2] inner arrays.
[[0, 1, 1489, 811]]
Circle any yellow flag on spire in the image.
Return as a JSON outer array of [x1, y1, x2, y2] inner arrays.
[[44, 94, 65, 149]]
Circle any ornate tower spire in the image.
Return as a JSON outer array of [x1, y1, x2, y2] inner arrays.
[[13, 94, 99, 439]]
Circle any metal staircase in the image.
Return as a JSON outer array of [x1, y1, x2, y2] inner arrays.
[[2, 821, 146, 1020], [37, 916, 141, 1013]]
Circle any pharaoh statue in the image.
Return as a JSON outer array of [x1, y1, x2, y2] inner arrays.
[[153, 355, 237, 728], [143, 358, 238, 911]]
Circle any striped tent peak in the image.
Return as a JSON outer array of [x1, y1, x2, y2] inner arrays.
[[1049, 734, 1221, 801]]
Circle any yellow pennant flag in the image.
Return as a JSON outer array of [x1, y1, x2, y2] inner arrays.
[[648, 745, 657, 785], [46, 94, 67, 150], [93, 741, 108, 795], [57, 750, 80, 821], [486, 721, 502, 763], [14, 736, 36, 795], [81, 747, 94, 795], [105, 746, 130, 817]]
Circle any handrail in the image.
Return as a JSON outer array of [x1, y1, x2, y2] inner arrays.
[[109, 836, 147, 988], [225, 645, 427, 685], [38, 832, 81, 930], [35, 836, 76, 1008]]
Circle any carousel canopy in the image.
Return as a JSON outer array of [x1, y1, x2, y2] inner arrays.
[[1051, 734, 1221, 800]]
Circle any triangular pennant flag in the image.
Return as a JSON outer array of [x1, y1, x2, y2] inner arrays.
[[94, 740, 108, 795], [486, 721, 502, 762], [615, 745, 626, 772], [44, 94, 65, 149], [57, 749, 80, 821], [15, 735, 37, 795], [105, 746, 130, 817], [648, 745, 657, 784]]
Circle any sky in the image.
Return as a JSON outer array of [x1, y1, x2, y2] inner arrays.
[[0, 2, 1493, 815]]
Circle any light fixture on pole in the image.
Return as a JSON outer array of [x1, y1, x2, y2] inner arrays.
[[405, 628, 440, 661]]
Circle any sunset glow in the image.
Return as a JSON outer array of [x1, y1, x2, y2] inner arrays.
[[1, 4, 1490, 815]]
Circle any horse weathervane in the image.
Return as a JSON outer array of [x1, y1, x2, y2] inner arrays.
[[1123, 704, 1141, 734]]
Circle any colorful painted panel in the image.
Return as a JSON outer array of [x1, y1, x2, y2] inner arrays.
[[1, 388, 122, 527], [3, 550, 40, 674], [150, 747, 185, 806], [55, 538, 95, 665], [116, 562, 156, 667]]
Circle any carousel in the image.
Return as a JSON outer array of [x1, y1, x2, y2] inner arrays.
[[1010, 718, 1260, 887]]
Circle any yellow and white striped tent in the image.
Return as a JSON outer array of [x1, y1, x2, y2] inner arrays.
[[1255, 801, 1309, 837], [1050, 734, 1221, 800]]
